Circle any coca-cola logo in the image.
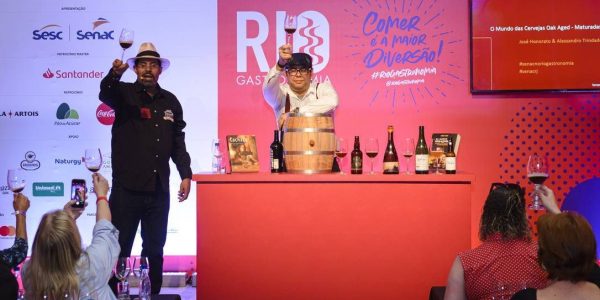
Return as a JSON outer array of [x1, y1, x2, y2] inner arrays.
[[96, 103, 115, 125], [0, 226, 15, 237]]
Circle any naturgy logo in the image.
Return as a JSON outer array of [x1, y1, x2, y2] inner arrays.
[[32, 24, 64, 40], [236, 11, 330, 73]]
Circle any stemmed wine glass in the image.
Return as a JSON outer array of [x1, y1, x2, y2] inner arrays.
[[284, 14, 297, 45], [403, 138, 415, 174], [7, 169, 26, 194], [83, 148, 102, 173], [119, 29, 134, 61], [114, 257, 131, 299], [335, 137, 348, 175], [365, 138, 379, 174], [131, 256, 149, 278], [430, 146, 444, 174], [527, 154, 549, 210]]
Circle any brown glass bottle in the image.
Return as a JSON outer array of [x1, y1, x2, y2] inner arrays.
[[383, 126, 399, 174], [415, 126, 429, 174], [351, 136, 363, 174]]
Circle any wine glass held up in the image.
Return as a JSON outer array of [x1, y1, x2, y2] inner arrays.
[[83, 148, 103, 173], [527, 154, 549, 210], [403, 138, 415, 174], [7, 169, 26, 194], [119, 28, 134, 61], [365, 138, 379, 174], [335, 137, 348, 175], [284, 14, 297, 45]]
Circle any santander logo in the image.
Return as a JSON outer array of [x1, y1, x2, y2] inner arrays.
[[0, 226, 15, 237], [43, 68, 55, 78], [96, 103, 115, 125]]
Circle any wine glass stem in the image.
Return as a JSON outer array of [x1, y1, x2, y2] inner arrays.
[[534, 184, 541, 205], [405, 157, 410, 174], [121, 49, 125, 62], [370, 158, 374, 174], [286, 33, 291, 45]]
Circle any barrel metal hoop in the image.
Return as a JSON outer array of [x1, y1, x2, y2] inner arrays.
[[285, 151, 335, 155], [287, 112, 332, 117], [284, 128, 335, 133], [286, 169, 332, 174]]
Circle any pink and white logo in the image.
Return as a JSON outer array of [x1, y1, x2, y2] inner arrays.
[[236, 10, 330, 73], [43, 68, 54, 78], [96, 103, 115, 125]]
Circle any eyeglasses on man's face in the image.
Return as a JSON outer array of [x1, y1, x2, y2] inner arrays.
[[286, 68, 311, 76]]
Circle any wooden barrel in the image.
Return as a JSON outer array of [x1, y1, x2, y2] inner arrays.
[[283, 113, 335, 174]]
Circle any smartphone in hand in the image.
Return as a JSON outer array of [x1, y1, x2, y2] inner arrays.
[[71, 179, 86, 208]]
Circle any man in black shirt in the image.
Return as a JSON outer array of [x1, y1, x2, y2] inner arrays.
[[99, 42, 192, 294]]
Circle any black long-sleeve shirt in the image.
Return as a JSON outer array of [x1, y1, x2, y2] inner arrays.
[[99, 70, 192, 192]]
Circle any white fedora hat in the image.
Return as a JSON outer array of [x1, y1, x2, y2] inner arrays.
[[127, 42, 170, 70]]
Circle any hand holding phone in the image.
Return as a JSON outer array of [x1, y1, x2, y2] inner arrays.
[[71, 179, 86, 208]]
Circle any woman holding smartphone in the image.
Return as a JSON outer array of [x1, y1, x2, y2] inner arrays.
[[23, 173, 120, 299]]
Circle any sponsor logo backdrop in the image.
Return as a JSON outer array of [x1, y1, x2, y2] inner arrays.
[[0, 1, 218, 256]]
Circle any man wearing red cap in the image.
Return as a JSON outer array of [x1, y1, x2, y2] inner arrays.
[[99, 42, 192, 295]]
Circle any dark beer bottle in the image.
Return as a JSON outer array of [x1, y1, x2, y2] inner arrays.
[[445, 138, 456, 174], [415, 125, 429, 174], [270, 130, 283, 173], [351, 136, 363, 174], [383, 126, 399, 174]]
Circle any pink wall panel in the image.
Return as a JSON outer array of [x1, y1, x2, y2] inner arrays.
[[217, 0, 600, 247]]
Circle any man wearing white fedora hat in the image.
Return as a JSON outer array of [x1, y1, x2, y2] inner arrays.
[[99, 42, 192, 295]]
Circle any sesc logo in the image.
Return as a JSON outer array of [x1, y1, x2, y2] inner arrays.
[[237, 11, 330, 73], [96, 103, 115, 125], [32, 24, 64, 40], [76, 17, 114, 40]]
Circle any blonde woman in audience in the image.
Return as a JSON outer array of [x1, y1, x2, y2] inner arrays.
[[23, 173, 119, 299]]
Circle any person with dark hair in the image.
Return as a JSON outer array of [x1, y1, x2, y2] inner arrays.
[[99, 42, 193, 294], [443, 183, 559, 300], [0, 193, 29, 298], [511, 194, 600, 299], [263, 43, 339, 128]]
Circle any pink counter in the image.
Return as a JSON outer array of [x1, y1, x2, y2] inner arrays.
[[193, 173, 474, 299]]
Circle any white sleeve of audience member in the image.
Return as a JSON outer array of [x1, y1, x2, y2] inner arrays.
[[298, 82, 339, 114], [86, 219, 120, 286]]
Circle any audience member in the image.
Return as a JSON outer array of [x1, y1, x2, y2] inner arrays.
[[0, 193, 29, 298], [23, 173, 119, 299], [444, 183, 557, 300], [511, 189, 600, 299]]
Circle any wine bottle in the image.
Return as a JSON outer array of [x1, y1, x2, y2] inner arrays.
[[270, 130, 283, 173], [445, 138, 456, 174], [415, 125, 429, 174], [383, 126, 399, 174], [351, 136, 363, 174]]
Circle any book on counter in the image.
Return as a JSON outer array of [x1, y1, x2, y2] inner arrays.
[[429, 133, 461, 169], [226, 135, 260, 172]]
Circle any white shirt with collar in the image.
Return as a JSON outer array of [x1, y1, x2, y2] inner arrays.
[[263, 66, 339, 123]]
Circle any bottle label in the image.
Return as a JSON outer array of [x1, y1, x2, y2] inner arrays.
[[445, 157, 456, 171], [351, 156, 362, 170], [271, 159, 279, 170], [383, 162, 399, 172], [415, 154, 429, 171]]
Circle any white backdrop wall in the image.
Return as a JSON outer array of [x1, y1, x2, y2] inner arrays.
[[0, 1, 217, 256]]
